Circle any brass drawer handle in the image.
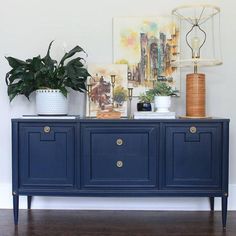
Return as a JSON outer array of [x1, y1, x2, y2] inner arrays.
[[116, 138, 123, 146], [44, 126, 51, 133], [116, 161, 123, 168], [190, 126, 197, 134]]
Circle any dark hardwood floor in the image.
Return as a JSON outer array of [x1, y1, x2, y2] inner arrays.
[[0, 210, 236, 236]]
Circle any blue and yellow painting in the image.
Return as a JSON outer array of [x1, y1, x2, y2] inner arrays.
[[113, 17, 180, 96]]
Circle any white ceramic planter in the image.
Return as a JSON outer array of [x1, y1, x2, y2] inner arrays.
[[154, 96, 171, 112], [36, 89, 68, 115]]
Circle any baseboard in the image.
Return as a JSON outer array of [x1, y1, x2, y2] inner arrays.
[[1, 183, 236, 210]]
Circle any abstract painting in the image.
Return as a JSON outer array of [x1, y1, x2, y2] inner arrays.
[[86, 64, 128, 117], [113, 17, 180, 96]]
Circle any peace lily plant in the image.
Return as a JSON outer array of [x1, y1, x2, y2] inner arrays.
[[5, 41, 90, 115]]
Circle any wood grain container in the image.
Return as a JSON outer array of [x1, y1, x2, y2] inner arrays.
[[186, 73, 206, 117]]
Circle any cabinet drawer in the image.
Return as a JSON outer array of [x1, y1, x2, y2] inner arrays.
[[81, 124, 158, 189], [18, 123, 75, 189], [161, 123, 222, 190]]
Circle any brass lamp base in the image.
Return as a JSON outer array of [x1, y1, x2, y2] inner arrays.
[[186, 73, 206, 118]]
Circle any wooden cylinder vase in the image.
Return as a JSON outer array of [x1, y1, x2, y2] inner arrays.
[[186, 73, 206, 117]]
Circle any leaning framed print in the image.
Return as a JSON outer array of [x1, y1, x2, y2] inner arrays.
[[86, 64, 128, 117], [113, 16, 180, 96]]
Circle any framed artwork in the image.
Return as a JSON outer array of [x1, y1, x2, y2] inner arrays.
[[86, 64, 128, 117], [113, 16, 180, 96]]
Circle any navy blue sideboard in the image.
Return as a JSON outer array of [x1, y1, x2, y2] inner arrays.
[[11, 118, 229, 227]]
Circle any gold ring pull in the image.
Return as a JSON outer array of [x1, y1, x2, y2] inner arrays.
[[116, 138, 123, 146], [44, 126, 51, 133], [116, 161, 123, 168], [190, 126, 197, 134]]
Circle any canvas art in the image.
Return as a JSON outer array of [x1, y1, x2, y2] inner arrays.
[[113, 17, 180, 96], [86, 64, 128, 117]]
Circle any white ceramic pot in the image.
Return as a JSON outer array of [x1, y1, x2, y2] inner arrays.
[[154, 96, 171, 112], [36, 89, 68, 115]]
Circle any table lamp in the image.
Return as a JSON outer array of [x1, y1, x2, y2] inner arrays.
[[172, 4, 222, 118]]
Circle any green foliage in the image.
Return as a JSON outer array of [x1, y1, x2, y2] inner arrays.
[[5, 41, 90, 101], [114, 86, 127, 104], [148, 81, 179, 97], [138, 91, 154, 103]]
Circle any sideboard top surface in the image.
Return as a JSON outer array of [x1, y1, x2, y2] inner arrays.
[[12, 117, 230, 123]]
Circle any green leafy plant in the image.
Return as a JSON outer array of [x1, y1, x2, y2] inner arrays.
[[5, 41, 90, 101], [138, 92, 154, 103], [148, 81, 179, 97]]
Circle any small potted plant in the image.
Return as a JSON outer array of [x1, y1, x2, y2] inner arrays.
[[137, 92, 154, 111], [5, 41, 90, 115], [148, 81, 178, 112]]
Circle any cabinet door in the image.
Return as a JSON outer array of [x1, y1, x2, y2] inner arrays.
[[81, 124, 158, 189], [162, 123, 222, 190], [19, 123, 75, 189]]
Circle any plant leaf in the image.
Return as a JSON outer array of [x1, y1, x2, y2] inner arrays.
[[5, 57, 27, 68], [59, 45, 85, 66], [60, 87, 68, 97], [42, 41, 56, 73]]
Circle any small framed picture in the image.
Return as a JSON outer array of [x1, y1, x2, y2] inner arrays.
[[86, 64, 128, 117]]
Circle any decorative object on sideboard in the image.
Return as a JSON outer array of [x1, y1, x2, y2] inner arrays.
[[148, 81, 178, 112], [172, 4, 222, 118], [36, 89, 68, 115], [114, 86, 127, 109], [86, 64, 128, 118], [111, 74, 116, 108], [96, 75, 124, 119], [113, 16, 181, 96], [127, 87, 133, 118], [133, 111, 176, 119], [5, 41, 90, 115], [137, 92, 153, 112], [86, 83, 93, 117]]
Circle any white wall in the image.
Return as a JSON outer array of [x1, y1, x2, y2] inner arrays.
[[0, 0, 236, 210]]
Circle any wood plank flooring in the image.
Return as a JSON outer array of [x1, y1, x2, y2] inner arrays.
[[0, 210, 236, 236]]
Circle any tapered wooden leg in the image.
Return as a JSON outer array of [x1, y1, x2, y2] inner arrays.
[[27, 196, 32, 210], [13, 195, 19, 225], [222, 196, 228, 229], [209, 197, 214, 211]]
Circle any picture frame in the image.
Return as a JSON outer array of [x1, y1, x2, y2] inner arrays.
[[113, 16, 180, 96], [86, 64, 128, 117]]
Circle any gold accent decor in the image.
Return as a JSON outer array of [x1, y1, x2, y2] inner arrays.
[[111, 75, 116, 108], [87, 84, 93, 117], [190, 126, 197, 134], [116, 138, 123, 146], [128, 87, 133, 119], [44, 126, 51, 133], [116, 161, 123, 168]]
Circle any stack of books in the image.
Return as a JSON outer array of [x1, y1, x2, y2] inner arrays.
[[21, 115, 80, 119], [133, 111, 176, 119]]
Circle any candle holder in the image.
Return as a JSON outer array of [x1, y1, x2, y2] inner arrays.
[[87, 84, 93, 117], [128, 87, 133, 119], [111, 75, 116, 108]]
